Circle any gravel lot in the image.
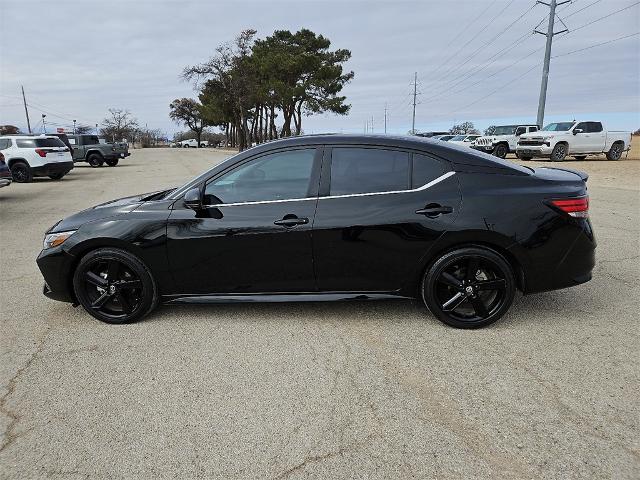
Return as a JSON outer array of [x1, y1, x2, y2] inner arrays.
[[1, 147, 638, 479]]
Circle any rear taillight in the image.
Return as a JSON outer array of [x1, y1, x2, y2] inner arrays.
[[549, 197, 589, 218], [35, 148, 47, 157]]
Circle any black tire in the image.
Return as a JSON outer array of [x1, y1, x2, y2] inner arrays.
[[87, 153, 104, 168], [105, 158, 119, 167], [606, 142, 624, 161], [183, 144, 189, 148], [573, 156, 587, 161], [421, 247, 516, 329], [48, 173, 66, 180], [10, 161, 33, 183], [73, 248, 158, 324], [550, 143, 568, 162], [492, 143, 508, 159]]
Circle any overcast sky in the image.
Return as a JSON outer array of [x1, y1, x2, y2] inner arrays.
[[1, 0, 639, 136]]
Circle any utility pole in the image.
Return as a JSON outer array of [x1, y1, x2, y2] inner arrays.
[[384, 104, 388, 134], [21, 86, 31, 133], [411, 72, 418, 135], [535, 0, 569, 127]]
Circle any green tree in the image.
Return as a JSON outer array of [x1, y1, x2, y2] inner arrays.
[[169, 98, 209, 148]]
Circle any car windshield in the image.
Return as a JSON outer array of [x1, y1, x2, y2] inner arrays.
[[542, 122, 575, 131], [493, 126, 517, 135], [450, 135, 466, 141]]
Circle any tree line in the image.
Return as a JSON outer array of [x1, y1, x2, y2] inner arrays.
[[170, 28, 354, 151]]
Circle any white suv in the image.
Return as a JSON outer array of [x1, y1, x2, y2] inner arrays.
[[0, 135, 74, 182]]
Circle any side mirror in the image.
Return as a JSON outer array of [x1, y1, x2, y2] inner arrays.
[[573, 129, 583, 135], [184, 187, 202, 210]]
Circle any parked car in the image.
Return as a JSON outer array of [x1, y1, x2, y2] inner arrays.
[[516, 121, 631, 161], [437, 135, 455, 142], [448, 134, 481, 147], [0, 151, 12, 188], [0, 135, 74, 182], [473, 125, 539, 158], [180, 139, 208, 148], [48, 133, 74, 152], [37, 135, 595, 329], [68, 134, 130, 167]]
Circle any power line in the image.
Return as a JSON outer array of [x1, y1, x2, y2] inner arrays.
[[563, 0, 603, 18], [568, 1, 640, 33], [553, 31, 640, 58]]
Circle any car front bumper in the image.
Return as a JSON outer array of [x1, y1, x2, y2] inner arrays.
[[472, 145, 494, 153], [32, 161, 74, 177], [37, 246, 76, 303], [516, 145, 553, 157]]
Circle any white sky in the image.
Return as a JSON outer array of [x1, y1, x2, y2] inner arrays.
[[1, 0, 639, 135]]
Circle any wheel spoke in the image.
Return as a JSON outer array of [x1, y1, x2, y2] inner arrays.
[[475, 278, 506, 291], [107, 260, 120, 281], [85, 271, 107, 287], [117, 279, 142, 290], [465, 257, 479, 282], [470, 297, 489, 318], [91, 291, 111, 309], [116, 292, 133, 313], [442, 292, 466, 311], [439, 272, 463, 290]]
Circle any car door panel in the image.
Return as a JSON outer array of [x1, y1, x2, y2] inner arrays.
[[312, 147, 461, 293], [165, 147, 321, 295]]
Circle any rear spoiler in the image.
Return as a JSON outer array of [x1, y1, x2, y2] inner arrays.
[[539, 166, 588, 182]]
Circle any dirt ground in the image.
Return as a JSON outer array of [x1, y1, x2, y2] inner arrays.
[[0, 147, 638, 479]]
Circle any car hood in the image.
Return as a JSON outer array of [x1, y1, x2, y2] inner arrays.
[[49, 189, 170, 233]]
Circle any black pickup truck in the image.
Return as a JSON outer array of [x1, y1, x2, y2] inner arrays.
[[68, 134, 130, 167]]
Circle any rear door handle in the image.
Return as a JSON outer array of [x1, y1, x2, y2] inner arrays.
[[274, 215, 309, 227], [415, 204, 453, 218]]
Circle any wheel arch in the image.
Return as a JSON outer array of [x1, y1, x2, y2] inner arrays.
[[7, 157, 29, 169]]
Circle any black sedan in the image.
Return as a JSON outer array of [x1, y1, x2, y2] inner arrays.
[[37, 135, 595, 328]]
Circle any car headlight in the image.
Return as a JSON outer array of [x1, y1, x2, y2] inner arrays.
[[542, 136, 553, 142], [43, 230, 76, 250]]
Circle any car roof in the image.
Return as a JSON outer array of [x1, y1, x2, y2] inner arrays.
[[0, 134, 59, 139]]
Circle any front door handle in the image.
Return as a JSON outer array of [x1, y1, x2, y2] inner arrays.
[[274, 215, 309, 227], [415, 204, 453, 218]]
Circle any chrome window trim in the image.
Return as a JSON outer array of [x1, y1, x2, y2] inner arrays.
[[203, 171, 455, 208]]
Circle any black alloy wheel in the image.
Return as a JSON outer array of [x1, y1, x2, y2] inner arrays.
[[422, 247, 515, 328], [606, 142, 624, 161], [10, 161, 32, 183], [493, 143, 508, 159], [73, 248, 157, 324], [87, 153, 104, 167], [551, 143, 567, 162]]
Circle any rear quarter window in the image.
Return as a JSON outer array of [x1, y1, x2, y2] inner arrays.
[[412, 153, 447, 188], [16, 138, 65, 148]]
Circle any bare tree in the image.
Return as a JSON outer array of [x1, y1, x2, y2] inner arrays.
[[449, 121, 479, 135], [101, 109, 139, 142]]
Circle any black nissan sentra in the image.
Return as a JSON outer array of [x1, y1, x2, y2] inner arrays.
[[37, 135, 595, 328]]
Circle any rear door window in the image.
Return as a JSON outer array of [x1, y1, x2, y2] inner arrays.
[[412, 154, 448, 188], [329, 147, 409, 196], [587, 122, 603, 133]]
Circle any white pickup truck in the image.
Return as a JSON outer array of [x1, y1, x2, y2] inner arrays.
[[180, 139, 209, 148], [516, 121, 631, 161], [473, 124, 539, 158]]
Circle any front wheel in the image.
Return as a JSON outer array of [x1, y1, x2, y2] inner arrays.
[[421, 247, 516, 329], [550, 143, 568, 162], [87, 153, 104, 168], [606, 142, 624, 161], [105, 158, 119, 167], [73, 248, 158, 324], [492, 143, 508, 159]]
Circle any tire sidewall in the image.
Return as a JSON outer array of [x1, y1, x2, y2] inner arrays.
[[421, 247, 516, 329], [73, 248, 157, 324]]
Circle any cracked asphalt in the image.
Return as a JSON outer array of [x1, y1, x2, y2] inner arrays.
[[1, 147, 639, 479]]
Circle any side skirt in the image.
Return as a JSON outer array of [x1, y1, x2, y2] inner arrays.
[[162, 292, 413, 305]]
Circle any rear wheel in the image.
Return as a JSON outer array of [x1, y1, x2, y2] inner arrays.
[[606, 142, 624, 161], [87, 153, 104, 167], [105, 158, 119, 167], [10, 161, 33, 183], [73, 248, 158, 324], [48, 172, 66, 180], [492, 143, 508, 159], [421, 247, 516, 329], [550, 143, 567, 162]]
